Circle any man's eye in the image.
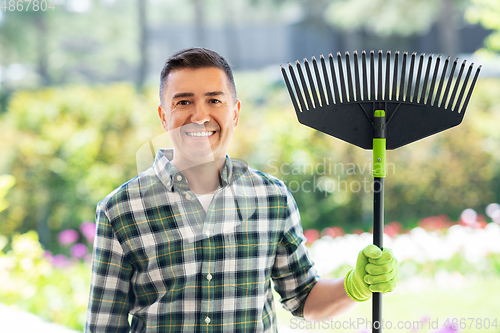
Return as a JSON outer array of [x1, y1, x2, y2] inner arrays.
[[209, 99, 221, 104], [177, 100, 190, 106]]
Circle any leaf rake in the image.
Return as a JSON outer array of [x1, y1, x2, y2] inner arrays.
[[281, 50, 481, 333]]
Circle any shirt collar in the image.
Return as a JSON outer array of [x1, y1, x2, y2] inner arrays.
[[153, 148, 233, 191]]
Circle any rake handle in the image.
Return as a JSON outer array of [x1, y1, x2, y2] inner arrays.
[[372, 110, 386, 333], [373, 177, 384, 333]]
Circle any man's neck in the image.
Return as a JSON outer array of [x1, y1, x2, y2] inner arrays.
[[171, 157, 225, 194]]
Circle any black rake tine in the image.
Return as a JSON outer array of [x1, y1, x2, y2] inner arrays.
[[288, 62, 307, 113], [304, 58, 320, 109], [435, 56, 450, 107], [406, 52, 416, 102], [453, 62, 474, 113], [370, 51, 375, 100], [354, 51, 361, 101], [329, 53, 341, 104], [413, 53, 425, 103], [398, 52, 407, 101], [345, 52, 355, 102], [321, 55, 333, 105], [281, 65, 301, 113], [337, 52, 348, 102], [385, 50, 391, 101], [460, 65, 481, 114], [312, 56, 326, 107], [392, 51, 399, 100], [441, 58, 458, 108], [296, 60, 313, 111], [426, 55, 441, 105], [378, 50, 383, 100], [362, 51, 368, 101], [420, 54, 433, 104], [447, 60, 466, 111]]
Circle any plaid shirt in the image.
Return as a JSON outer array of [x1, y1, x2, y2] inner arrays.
[[85, 149, 319, 333]]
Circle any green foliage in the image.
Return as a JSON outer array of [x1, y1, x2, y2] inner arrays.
[[466, 0, 500, 52], [488, 254, 500, 274], [0, 83, 160, 250], [0, 231, 91, 330], [0, 174, 16, 213]]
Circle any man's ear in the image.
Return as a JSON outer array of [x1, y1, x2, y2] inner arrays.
[[158, 104, 168, 131], [233, 99, 241, 128]]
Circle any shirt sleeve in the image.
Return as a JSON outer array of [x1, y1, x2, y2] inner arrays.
[[85, 202, 134, 333], [271, 187, 320, 318]]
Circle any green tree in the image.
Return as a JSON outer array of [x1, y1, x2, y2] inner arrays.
[[466, 0, 500, 53]]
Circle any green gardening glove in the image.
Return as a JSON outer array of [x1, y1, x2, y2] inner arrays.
[[344, 244, 399, 302]]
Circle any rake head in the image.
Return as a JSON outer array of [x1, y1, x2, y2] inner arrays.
[[281, 50, 481, 150]]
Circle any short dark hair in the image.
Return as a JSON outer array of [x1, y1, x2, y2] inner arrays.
[[159, 47, 236, 103]]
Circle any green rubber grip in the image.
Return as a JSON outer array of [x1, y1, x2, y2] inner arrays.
[[373, 110, 386, 178], [373, 139, 386, 177]]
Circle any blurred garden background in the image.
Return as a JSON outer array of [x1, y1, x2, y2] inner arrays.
[[1, 0, 500, 332]]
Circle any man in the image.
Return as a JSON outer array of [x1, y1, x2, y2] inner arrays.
[[85, 47, 398, 332]]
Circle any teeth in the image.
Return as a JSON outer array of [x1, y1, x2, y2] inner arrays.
[[186, 131, 215, 137]]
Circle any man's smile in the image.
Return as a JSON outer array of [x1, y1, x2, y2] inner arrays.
[[185, 130, 216, 137]]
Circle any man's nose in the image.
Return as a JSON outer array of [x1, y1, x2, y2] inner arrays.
[[191, 103, 210, 124]]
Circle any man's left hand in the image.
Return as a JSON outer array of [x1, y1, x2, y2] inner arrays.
[[364, 245, 399, 293], [344, 244, 399, 302]]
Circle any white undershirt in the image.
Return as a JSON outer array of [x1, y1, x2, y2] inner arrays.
[[194, 192, 215, 213]]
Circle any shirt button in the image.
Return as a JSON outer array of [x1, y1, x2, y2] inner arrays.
[[176, 175, 182, 181], [206, 273, 212, 281], [205, 317, 211, 324], [205, 230, 211, 237], [185, 194, 191, 200]]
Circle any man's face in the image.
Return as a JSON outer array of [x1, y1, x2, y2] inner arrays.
[[157, 67, 241, 168]]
